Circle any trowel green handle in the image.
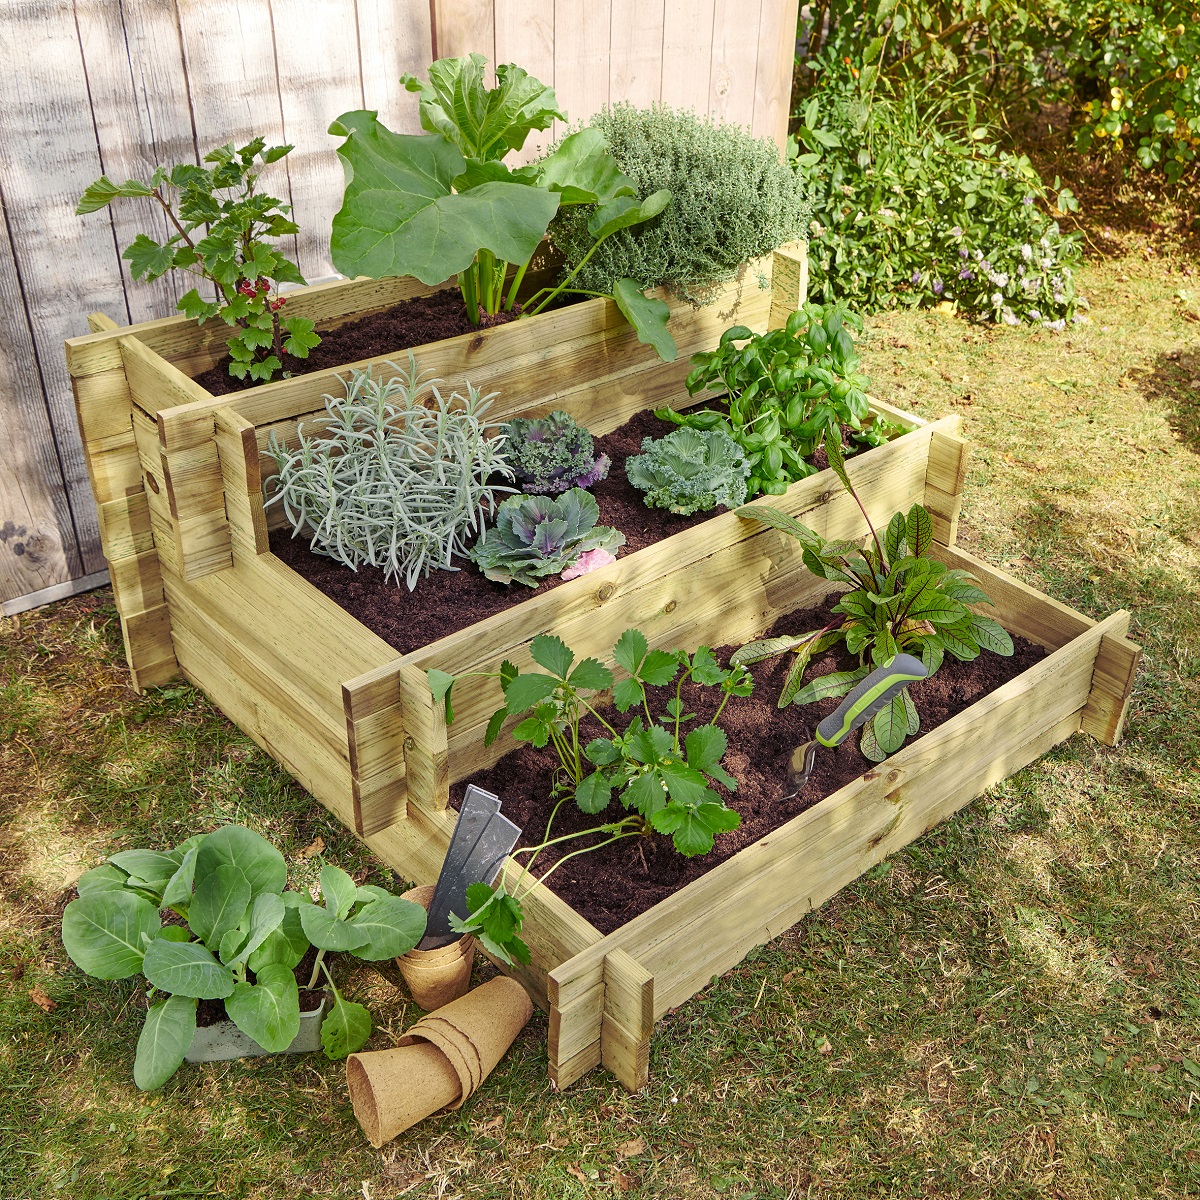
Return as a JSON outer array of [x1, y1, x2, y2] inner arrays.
[[814, 653, 928, 748]]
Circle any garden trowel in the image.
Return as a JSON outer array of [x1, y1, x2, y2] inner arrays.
[[418, 785, 521, 949], [784, 653, 929, 798]]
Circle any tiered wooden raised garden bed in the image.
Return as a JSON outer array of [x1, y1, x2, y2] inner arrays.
[[65, 243, 1139, 1093]]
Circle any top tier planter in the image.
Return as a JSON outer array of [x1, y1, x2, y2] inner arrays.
[[61, 239, 1142, 1096]]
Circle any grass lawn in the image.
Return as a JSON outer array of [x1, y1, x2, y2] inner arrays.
[[2, 239, 1198, 1198]]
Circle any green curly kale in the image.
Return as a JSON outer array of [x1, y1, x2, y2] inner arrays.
[[625, 427, 751, 516], [469, 488, 624, 587], [547, 103, 812, 302]]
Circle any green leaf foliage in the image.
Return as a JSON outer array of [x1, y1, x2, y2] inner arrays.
[[298, 902, 371, 954], [75, 138, 313, 383], [196, 825, 287, 900], [225, 964, 301, 1054], [347, 895, 427, 960], [189, 864, 252, 949], [62, 891, 161, 980], [134, 996, 197, 1091], [142, 939, 234, 1000], [612, 278, 676, 362], [321, 994, 373, 1061]]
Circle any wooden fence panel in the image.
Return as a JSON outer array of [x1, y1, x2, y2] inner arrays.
[[1, 0, 798, 610]]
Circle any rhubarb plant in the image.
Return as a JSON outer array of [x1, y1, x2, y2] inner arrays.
[[732, 431, 1012, 759], [60, 826, 426, 1089], [328, 53, 675, 359], [76, 138, 319, 383]]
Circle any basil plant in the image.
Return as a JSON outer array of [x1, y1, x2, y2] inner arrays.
[[328, 53, 676, 360], [61, 825, 425, 1090]]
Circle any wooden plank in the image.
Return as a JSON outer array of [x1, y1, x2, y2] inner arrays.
[[554, 0, 610, 129], [768, 241, 809, 329], [660, 0, 717, 111], [0, 1, 125, 579], [73, 0, 195, 322], [709, 0, 763, 125], [397, 663, 451, 814], [609, 0, 664, 107], [0, 197, 82, 603], [751, 0, 801, 147], [1080, 622, 1141, 746], [548, 982, 605, 1067], [213, 408, 269, 558], [357, 0, 431, 132], [72, 367, 141, 507], [493, 0, 556, 162], [342, 661, 409, 836], [268, 0, 363, 281], [601, 949, 654, 1090], [122, 603, 179, 691], [548, 1041, 604, 1091], [924, 430, 969, 546], [430, 0, 494, 64], [2, 569, 111, 619]]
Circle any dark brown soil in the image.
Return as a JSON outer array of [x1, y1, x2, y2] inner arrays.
[[196, 943, 326, 1027], [268, 408, 712, 654], [194, 288, 519, 397], [452, 598, 1047, 934]]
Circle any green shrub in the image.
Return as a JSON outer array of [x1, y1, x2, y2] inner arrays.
[[793, 73, 1084, 326], [547, 104, 812, 302]]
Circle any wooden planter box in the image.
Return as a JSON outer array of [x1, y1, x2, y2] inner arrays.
[[65, 245, 1138, 1094]]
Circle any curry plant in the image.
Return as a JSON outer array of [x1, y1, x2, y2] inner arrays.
[[328, 53, 675, 359], [732, 430, 1012, 759], [60, 826, 425, 1089], [658, 303, 898, 496], [428, 630, 753, 964], [76, 139, 319, 383]]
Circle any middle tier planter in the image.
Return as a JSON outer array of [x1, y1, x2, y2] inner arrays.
[[64, 241, 1137, 1095]]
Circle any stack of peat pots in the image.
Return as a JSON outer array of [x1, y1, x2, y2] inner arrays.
[[66, 239, 1140, 1093]]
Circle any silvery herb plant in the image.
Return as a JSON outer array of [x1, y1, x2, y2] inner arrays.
[[428, 631, 754, 965], [625, 426, 751, 515], [658, 304, 897, 497], [468, 488, 624, 587], [60, 826, 426, 1090], [328, 53, 676, 359], [76, 138, 319, 383], [502, 410, 610, 494], [732, 431, 1012, 760], [267, 357, 514, 590]]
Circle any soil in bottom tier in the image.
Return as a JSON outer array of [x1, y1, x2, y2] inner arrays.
[[451, 597, 1048, 935]]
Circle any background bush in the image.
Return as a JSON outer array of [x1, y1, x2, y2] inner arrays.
[[793, 70, 1083, 326], [547, 104, 812, 302]]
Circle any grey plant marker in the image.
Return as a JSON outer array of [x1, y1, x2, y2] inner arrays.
[[419, 785, 522, 949]]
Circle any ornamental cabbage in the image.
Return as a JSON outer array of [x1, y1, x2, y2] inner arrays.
[[470, 488, 624, 587], [624, 427, 750, 515], [502, 410, 610, 494]]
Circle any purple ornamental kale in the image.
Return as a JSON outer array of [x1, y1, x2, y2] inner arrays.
[[501, 410, 610, 494]]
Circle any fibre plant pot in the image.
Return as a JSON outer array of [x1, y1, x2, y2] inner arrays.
[[347, 975, 534, 1147], [184, 994, 329, 1064], [395, 884, 476, 1011]]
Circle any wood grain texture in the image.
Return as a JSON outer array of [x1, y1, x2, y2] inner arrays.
[[751, 0, 801, 146], [660, 0, 717, 110], [609, 0, 664, 106], [493, 0, 555, 162], [357, 0, 433, 129], [709, 0, 763, 125]]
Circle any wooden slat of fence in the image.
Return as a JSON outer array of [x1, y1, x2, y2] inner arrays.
[[554, 0, 611, 131], [710, 0, 764, 124], [357, 0, 434, 128], [661, 0, 717, 111], [609, 0, 665, 108], [494, 0, 556, 161], [752, 0, 800, 142]]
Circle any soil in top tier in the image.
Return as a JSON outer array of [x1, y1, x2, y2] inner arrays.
[[193, 288, 520, 396], [452, 598, 1048, 934], [268, 408, 718, 654]]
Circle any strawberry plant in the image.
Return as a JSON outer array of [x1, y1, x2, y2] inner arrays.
[[428, 630, 754, 964], [77, 138, 320, 383], [732, 430, 1013, 759]]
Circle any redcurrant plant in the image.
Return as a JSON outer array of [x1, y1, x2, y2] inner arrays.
[[77, 138, 320, 383]]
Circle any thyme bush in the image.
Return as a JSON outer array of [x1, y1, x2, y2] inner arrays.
[[548, 104, 813, 302], [266, 358, 513, 590]]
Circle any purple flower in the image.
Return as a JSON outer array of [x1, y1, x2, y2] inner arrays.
[[950, 226, 964, 238], [959, 268, 975, 280], [932, 278, 944, 295], [911, 270, 922, 284], [1022, 196, 1035, 205], [959, 248, 970, 259]]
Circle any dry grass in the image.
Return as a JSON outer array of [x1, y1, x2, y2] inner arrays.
[[2, 244, 1199, 1198]]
